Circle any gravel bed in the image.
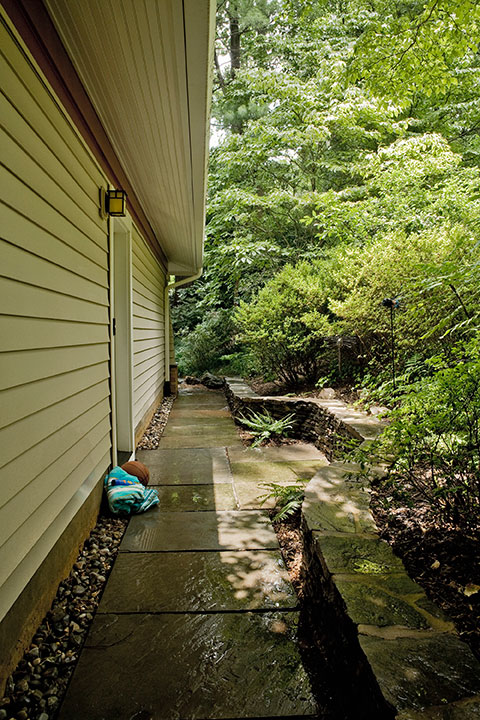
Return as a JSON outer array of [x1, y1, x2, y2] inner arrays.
[[0, 518, 127, 720], [137, 395, 175, 449]]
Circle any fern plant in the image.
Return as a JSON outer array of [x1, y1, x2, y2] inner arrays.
[[237, 410, 295, 447], [258, 481, 307, 521]]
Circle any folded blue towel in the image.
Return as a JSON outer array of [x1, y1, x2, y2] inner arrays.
[[104, 467, 159, 515]]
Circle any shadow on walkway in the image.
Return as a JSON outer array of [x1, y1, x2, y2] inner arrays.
[[57, 388, 330, 720]]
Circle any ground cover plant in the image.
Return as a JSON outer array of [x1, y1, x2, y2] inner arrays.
[[258, 481, 308, 521], [237, 409, 295, 446]]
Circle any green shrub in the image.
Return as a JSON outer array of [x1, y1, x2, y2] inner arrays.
[[330, 224, 476, 368], [361, 335, 480, 530], [235, 262, 336, 385], [176, 309, 235, 375], [216, 351, 260, 377]]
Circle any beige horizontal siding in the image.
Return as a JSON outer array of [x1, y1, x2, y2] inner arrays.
[[0, 344, 110, 391], [132, 225, 166, 430], [1, 219, 108, 302], [0, 19, 111, 623], [1, 395, 110, 513], [0, 448, 110, 621]]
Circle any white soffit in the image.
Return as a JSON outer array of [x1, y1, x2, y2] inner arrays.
[[45, 0, 214, 275]]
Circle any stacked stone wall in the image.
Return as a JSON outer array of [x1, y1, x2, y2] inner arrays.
[[224, 377, 480, 719], [224, 379, 382, 461]]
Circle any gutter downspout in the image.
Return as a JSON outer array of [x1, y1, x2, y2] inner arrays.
[[164, 269, 203, 382]]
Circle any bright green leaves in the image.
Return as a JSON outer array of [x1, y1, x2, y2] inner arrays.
[[237, 409, 295, 446], [350, 0, 480, 103], [235, 262, 337, 385], [363, 334, 480, 529]]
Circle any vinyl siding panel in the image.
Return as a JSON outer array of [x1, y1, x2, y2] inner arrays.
[[0, 344, 110, 391], [0, 20, 111, 622], [132, 225, 166, 430]]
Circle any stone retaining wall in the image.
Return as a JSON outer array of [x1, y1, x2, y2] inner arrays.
[[224, 377, 384, 461], [224, 377, 480, 719]]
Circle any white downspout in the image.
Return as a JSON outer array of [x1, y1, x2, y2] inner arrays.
[[164, 269, 203, 382]]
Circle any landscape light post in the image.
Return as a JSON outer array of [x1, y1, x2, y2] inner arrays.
[[382, 297, 400, 393]]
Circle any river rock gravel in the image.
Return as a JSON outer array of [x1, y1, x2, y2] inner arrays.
[[0, 517, 127, 720], [136, 395, 175, 449]]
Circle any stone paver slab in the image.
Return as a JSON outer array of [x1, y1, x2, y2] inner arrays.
[[304, 479, 377, 534], [168, 408, 232, 420], [231, 460, 325, 485], [136, 447, 232, 485], [307, 461, 369, 487], [159, 433, 242, 449], [234, 481, 279, 510], [174, 396, 229, 409], [396, 697, 480, 719], [313, 533, 405, 575], [333, 578, 431, 629], [227, 443, 327, 462], [163, 419, 235, 436], [155, 484, 237, 511], [58, 611, 316, 720], [334, 571, 423, 596], [121, 510, 278, 551], [100, 550, 296, 612], [359, 633, 480, 712]]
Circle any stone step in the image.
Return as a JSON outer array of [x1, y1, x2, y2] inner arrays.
[[57, 611, 317, 720], [99, 549, 297, 613], [120, 510, 279, 552], [301, 462, 480, 718]]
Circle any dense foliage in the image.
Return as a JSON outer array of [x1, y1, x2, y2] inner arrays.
[[360, 335, 480, 530], [172, 0, 480, 527]]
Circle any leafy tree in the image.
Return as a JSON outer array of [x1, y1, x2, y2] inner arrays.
[[175, 0, 480, 392], [350, 0, 480, 102], [176, 309, 235, 375]]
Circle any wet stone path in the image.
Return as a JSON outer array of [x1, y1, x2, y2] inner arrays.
[[58, 388, 329, 720]]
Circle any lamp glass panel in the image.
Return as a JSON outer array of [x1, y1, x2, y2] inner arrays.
[[107, 190, 126, 216], [109, 197, 124, 214]]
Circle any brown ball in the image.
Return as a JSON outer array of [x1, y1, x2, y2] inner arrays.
[[121, 460, 150, 487]]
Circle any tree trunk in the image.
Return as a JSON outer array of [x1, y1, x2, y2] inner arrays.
[[229, 10, 241, 77]]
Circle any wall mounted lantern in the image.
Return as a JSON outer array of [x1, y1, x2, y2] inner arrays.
[[106, 188, 127, 216]]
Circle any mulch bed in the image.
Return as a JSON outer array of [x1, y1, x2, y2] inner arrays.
[[370, 488, 480, 661], [270, 510, 304, 598]]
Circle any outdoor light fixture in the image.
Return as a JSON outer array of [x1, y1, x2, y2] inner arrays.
[[382, 297, 401, 392], [106, 188, 127, 216]]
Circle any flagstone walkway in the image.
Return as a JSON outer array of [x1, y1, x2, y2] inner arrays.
[[58, 388, 330, 720]]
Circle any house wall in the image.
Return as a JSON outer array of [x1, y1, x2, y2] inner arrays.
[[0, 12, 171, 689], [0, 16, 112, 683], [132, 225, 167, 443]]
